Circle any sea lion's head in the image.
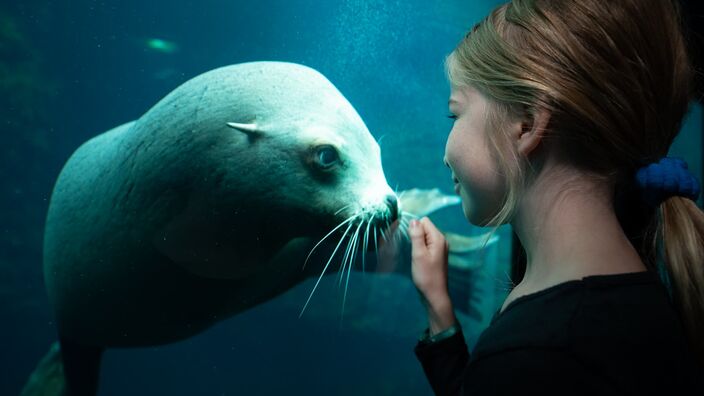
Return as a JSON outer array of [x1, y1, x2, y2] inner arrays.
[[152, 62, 398, 242], [226, 62, 399, 239]]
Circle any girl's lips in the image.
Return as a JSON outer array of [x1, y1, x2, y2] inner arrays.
[[454, 184, 460, 194]]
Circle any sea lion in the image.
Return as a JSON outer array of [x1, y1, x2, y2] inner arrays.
[[40, 61, 397, 395]]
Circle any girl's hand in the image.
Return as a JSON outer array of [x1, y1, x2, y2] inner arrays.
[[409, 217, 456, 334]]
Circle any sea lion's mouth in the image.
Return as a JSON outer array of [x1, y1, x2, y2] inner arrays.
[[330, 205, 397, 238], [304, 205, 399, 263], [298, 206, 404, 319]]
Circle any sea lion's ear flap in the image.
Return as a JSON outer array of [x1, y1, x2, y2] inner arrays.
[[227, 122, 263, 140]]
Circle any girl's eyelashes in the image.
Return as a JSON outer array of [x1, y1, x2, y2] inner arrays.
[[447, 114, 458, 120]]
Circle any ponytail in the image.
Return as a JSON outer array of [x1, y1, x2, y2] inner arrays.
[[660, 197, 704, 369]]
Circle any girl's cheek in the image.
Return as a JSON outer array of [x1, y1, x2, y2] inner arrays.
[[445, 129, 459, 164]]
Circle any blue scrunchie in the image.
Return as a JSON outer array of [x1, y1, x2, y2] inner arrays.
[[635, 157, 701, 208]]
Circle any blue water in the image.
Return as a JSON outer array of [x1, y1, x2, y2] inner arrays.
[[1, 0, 702, 395]]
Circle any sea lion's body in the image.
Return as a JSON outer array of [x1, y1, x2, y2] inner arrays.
[[43, 62, 397, 350]]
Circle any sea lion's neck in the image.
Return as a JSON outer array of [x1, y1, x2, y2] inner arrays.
[[152, 200, 299, 280]]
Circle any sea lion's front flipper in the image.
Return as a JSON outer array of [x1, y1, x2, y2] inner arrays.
[[447, 260, 485, 322], [397, 188, 461, 218], [445, 231, 499, 254], [20, 341, 66, 396], [445, 231, 501, 322]]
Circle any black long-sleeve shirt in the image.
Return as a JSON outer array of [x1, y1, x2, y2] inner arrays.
[[415, 270, 703, 395]]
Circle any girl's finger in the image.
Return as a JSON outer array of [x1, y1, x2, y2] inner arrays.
[[420, 217, 444, 249], [409, 219, 428, 252]]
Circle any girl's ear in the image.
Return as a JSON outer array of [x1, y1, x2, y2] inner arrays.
[[515, 108, 550, 157]]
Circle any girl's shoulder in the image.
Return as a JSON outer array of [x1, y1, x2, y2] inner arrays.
[[470, 270, 699, 390]]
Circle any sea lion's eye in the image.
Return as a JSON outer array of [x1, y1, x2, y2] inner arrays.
[[315, 145, 340, 169]]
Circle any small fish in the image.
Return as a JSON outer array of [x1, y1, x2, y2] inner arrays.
[[397, 188, 461, 217], [144, 38, 179, 54]]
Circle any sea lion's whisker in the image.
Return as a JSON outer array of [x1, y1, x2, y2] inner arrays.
[[399, 218, 410, 241], [303, 215, 357, 270], [334, 204, 352, 216], [337, 234, 354, 288], [376, 133, 388, 147], [373, 225, 379, 263], [391, 218, 401, 244], [362, 215, 372, 273], [398, 216, 408, 234], [381, 219, 393, 243], [299, 221, 355, 317], [337, 233, 354, 286], [339, 221, 363, 287], [402, 212, 419, 220], [342, 217, 367, 284], [341, 220, 362, 321]]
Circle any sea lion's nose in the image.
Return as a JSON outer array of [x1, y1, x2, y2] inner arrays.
[[385, 194, 398, 222]]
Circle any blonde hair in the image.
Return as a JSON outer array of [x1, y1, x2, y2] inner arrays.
[[447, 0, 704, 367]]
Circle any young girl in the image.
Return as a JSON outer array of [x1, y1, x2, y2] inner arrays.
[[409, 0, 704, 394]]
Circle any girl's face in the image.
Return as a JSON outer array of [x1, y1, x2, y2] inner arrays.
[[444, 85, 508, 226]]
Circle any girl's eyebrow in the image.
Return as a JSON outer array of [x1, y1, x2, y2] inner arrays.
[[449, 98, 459, 105]]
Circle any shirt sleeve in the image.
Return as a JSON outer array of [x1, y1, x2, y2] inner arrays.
[[414, 326, 470, 396]]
